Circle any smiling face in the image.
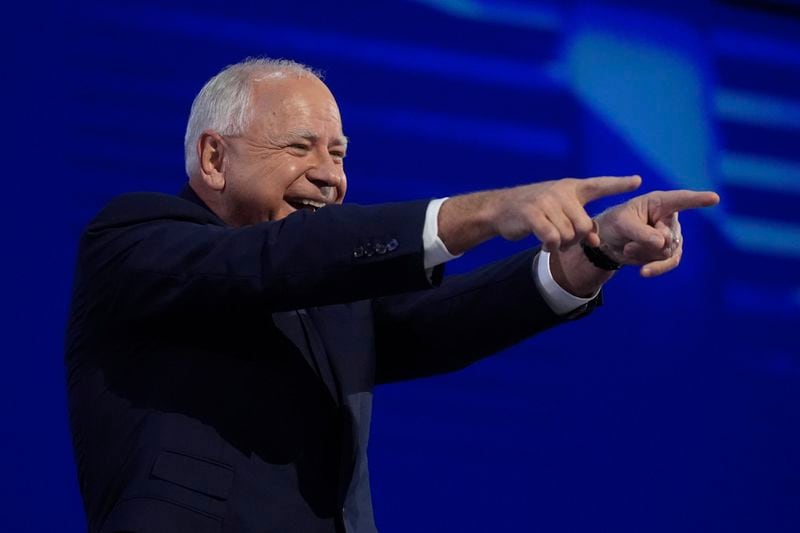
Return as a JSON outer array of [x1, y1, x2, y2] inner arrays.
[[193, 74, 348, 226]]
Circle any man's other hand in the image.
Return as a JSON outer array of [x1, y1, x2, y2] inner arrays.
[[594, 189, 720, 278], [491, 175, 643, 250]]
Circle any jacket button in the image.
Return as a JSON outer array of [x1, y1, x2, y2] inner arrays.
[[386, 238, 399, 252], [353, 246, 365, 258]]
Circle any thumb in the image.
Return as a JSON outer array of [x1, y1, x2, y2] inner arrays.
[[615, 216, 666, 249]]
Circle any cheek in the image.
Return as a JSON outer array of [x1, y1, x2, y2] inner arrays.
[[258, 159, 302, 198], [282, 160, 301, 177]]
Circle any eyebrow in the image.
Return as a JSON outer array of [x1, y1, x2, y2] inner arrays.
[[284, 128, 349, 148]]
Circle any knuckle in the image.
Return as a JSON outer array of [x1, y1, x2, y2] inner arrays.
[[651, 193, 664, 208], [560, 177, 577, 190], [531, 194, 550, 210], [576, 217, 594, 234], [544, 231, 560, 247], [550, 180, 570, 194], [529, 214, 546, 230]]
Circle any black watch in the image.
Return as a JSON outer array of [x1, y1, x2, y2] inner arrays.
[[580, 241, 621, 271]]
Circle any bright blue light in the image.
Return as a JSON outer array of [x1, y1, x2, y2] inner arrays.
[[724, 215, 800, 258], [411, 0, 562, 31], [566, 19, 713, 193], [720, 152, 800, 194], [716, 89, 800, 131]]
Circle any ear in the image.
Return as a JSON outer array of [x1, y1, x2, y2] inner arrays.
[[197, 130, 227, 191]]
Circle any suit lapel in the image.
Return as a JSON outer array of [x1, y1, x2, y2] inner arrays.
[[272, 310, 340, 406]]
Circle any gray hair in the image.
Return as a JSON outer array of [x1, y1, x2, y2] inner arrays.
[[183, 57, 322, 178]]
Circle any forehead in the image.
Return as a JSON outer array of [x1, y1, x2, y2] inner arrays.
[[248, 76, 343, 138]]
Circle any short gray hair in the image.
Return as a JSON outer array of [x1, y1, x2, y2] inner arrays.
[[183, 57, 321, 178]]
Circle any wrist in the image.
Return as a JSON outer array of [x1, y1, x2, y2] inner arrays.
[[581, 241, 621, 271], [592, 210, 629, 265], [550, 245, 613, 298]]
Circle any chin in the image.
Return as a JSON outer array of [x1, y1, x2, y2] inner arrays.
[[271, 205, 296, 221]]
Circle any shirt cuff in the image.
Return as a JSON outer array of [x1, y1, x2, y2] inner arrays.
[[423, 198, 462, 270], [533, 250, 599, 315]]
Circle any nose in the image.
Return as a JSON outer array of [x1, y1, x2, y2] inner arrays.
[[306, 154, 343, 200]]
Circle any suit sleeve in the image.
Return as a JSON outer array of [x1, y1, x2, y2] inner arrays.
[[76, 194, 441, 323], [372, 248, 601, 383]]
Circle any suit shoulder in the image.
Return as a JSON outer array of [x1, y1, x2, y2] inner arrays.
[[89, 191, 221, 231]]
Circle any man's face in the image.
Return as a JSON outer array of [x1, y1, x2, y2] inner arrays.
[[218, 75, 348, 225]]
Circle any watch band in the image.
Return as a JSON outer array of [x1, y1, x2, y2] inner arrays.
[[580, 241, 621, 271]]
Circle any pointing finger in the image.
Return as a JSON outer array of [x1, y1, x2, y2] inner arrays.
[[576, 175, 642, 204], [651, 190, 720, 216]]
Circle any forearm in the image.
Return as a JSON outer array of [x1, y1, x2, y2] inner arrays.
[[374, 249, 561, 383], [436, 190, 500, 255], [436, 176, 640, 256]]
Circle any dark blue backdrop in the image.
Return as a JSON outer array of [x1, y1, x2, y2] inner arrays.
[[7, 0, 800, 531]]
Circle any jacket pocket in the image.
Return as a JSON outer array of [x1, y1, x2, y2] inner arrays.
[[99, 496, 222, 533], [150, 448, 234, 501]]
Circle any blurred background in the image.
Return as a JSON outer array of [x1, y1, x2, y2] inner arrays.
[[6, 0, 800, 531]]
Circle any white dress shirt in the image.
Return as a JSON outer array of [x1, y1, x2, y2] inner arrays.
[[422, 198, 598, 316]]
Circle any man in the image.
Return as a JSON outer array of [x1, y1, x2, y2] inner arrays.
[[65, 58, 719, 533]]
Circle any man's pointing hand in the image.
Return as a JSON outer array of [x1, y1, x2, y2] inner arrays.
[[438, 175, 643, 256], [594, 189, 721, 277]]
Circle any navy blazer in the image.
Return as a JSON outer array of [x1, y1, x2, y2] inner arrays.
[[65, 185, 599, 533]]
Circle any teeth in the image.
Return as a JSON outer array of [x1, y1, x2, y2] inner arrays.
[[298, 199, 325, 209]]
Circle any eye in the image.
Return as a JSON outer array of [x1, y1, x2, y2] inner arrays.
[[330, 151, 346, 160], [289, 143, 310, 151]]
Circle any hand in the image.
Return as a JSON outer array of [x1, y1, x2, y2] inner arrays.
[[491, 175, 643, 251], [594, 190, 720, 277]]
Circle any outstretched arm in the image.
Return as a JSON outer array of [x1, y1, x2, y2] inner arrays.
[[435, 176, 719, 297], [436, 175, 644, 255], [374, 178, 719, 383]]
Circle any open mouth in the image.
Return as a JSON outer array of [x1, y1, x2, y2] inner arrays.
[[286, 198, 326, 213]]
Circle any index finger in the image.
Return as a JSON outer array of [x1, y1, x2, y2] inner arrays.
[[652, 190, 720, 215], [576, 175, 642, 204]]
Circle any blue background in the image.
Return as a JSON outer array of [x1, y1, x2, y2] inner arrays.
[[6, 0, 800, 531]]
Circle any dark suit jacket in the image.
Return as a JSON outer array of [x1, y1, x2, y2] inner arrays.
[[65, 185, 599, 533]]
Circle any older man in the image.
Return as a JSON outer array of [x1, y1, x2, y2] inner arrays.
[[65, 58, 718, 533]]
